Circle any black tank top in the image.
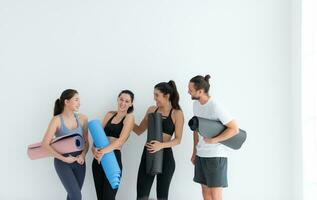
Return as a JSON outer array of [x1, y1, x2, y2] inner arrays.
[[154, 107, 175, 136], [104, 113, 126, 138]]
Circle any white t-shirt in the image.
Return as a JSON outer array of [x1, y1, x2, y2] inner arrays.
[[193, 98, 233, 158]]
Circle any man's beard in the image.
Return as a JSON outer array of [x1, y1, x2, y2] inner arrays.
[[191, 96, 200, 100]]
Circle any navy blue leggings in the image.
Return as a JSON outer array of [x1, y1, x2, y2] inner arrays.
[[54, 151, 86, 200]]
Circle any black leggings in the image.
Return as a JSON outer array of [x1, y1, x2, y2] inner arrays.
[[137, 147, 175, 200], [92, 150, 122, 200]]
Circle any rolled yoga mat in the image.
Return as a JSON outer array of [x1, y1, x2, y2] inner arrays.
[[146, 112, 164, 175], [88, 119, 121, 189], [27, 133, 84, 160], [188, 116, 247, 150]]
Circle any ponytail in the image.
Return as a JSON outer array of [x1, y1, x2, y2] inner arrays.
[[155, 80, 181, 110], [167, 80, 181, 110], [53, 89, 78, 116], [54, 99, 63, 116]]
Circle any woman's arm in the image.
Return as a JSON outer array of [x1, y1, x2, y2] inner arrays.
[[133, 106, 155, 135], [99, 114, 135, 154], [42, 117, 75, 163], [146, 110, 184, 153], [78, 114, 89, 159]]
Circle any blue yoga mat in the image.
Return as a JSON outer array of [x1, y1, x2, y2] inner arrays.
[[88, 119, 121, 189]]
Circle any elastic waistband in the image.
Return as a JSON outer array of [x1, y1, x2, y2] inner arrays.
[[62, 150, 82, 157], [143, 146, 173, 152]]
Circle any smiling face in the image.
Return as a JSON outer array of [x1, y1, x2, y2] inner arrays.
[[154, 88, 170, 107], [188, 82, 203, 100], [64, 93, 80, 112], [117, 93, 133, 113]]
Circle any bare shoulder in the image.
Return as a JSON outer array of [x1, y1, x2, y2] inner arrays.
[[78, 113, 88, 121], [50, 116, 61, 127], [52, 115, 60, 123], [172, 109, 184, 122], [126, 113, 135, 119], [124, 113, 135, 123], [106, 111, 116, 116], [173, 109, 183, 116], [102, 111, 116, 123]]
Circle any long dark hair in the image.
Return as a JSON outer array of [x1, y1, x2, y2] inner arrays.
[[54, 89, 78, 116], [118, 90, 134, 113], [154, 80, 181, 110], [190, 74, 211, 94]]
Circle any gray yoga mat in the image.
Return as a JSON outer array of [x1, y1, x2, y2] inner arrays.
[[188, 116, 247, 150], [146, 112, 164, 175]]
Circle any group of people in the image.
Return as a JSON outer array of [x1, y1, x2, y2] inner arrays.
[[42, 74, 239, 200]]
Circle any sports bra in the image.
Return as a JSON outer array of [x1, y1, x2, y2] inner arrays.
[[104, 112, 126, 138], [55, 113, 83, 137], [154, 107, 175, 136]]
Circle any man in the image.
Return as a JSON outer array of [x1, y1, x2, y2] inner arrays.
[[188, 75, 239, 200]]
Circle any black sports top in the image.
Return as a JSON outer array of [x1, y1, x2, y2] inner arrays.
[[154, 107, 175, 136], [104, 113, 126, 138]]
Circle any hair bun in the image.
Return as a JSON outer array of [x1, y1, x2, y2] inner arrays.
[[204, 74, 211, 82]]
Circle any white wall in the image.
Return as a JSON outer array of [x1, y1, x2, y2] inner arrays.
[[291, 0, 303, 199], [0, 0, 299, 199]]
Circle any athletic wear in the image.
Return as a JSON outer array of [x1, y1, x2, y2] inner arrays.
[[54, 151, 86, 200], [193, 156, 228, 187], [56, 113, 83, 137], [92, 112, 125, 200], [137, 108, 176, 200], [92, 150, 122, 200], [137, 147, 175, 200], [54, 114, 86, 200], [104, 113, 125, 138], [154, 107, 175, 136], [193, 99, 233, 158]]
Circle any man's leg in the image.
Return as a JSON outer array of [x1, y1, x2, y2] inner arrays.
[[210, 187, 223, 200], [201, 184, 212, 200]]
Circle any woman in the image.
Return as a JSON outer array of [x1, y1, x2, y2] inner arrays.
[[91, 90, 135, 200], [134, 81, 184, 200], [42, 89, 89, 200]]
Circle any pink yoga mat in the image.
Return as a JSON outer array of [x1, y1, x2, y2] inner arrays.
[[27, 133, 84, 160]]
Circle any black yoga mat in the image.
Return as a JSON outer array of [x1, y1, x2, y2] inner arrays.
[[188, 116, 247, 150], [146, 112, 164, 175]]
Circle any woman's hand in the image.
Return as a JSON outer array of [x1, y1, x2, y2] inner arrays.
[[91, 145, 99, 159], [146, 140, 164, 153], [76, 154, 85, 165], [62, 155, 77, 164], [95, 148, 109, 164], [91, 145, 105, 164]]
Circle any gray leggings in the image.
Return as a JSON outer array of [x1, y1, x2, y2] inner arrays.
[[54, 151, 86, 200]]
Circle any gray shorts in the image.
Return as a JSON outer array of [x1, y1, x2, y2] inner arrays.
[[193, 156, 228, 188]]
